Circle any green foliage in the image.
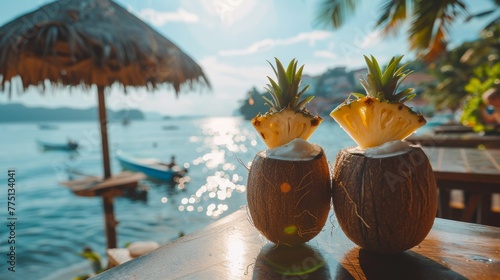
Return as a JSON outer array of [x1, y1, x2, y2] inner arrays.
[[264, 58, 313, 112], [316, 0, 470, 61], [468, 62, 500, 92], [460, 62, 500, 132], [359, 55, 415, 103], [72, 247, 107, 280], [423, 19, 500, 112], [422, 42, 476, 110], [460, 95, 487, 132]]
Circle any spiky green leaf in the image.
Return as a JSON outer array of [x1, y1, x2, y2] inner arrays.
[[381, 56, 403, 85], [262, 95, 277, 111], [393, 88, 415, 102], [262, 58, 312, 112], [274, 58, 289, 94], [370, 55, 383, 81], [297, 84, 311, 100], [352, 92, 366, 98], [361, 54, 415, 103], [286, 59, 297, 82], [296, 96, 315, 110]]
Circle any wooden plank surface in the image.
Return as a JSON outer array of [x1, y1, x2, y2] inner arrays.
[[61, 171, 146, 197], [420, 147, 500, 225], [408, 133, 500, 149], [432, 125, 473, 134], [93, 208, 500, 280], [422, 147, 500, 184]]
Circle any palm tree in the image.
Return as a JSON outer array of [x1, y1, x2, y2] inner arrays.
[[316, 0, 498, 62], [422, 42, 473, 111]]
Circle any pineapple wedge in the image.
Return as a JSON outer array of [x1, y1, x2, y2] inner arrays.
[[330, 55, 425, 149], [331, 96, 425, 149], [253, 109, 321, 149], [253, 58, 322, 148]]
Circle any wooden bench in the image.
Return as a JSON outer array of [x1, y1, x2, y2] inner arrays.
[[61, 171, 146, 250], [61, 171, 145, 197]]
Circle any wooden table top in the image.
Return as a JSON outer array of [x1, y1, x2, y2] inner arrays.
[[422, 147, 500, 186], [93, 208, 500, 280], [407, 133, 500, 149]]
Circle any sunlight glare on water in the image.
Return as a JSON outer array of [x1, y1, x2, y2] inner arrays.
[[177, 117, 251, 219]]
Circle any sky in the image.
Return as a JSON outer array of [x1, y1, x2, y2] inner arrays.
[[0, 0, 497, 117]]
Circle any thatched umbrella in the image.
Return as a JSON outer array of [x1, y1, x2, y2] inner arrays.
[[0, 0, 209, 249]]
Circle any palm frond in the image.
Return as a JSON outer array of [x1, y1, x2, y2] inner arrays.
[[376, 0, 409, 36], [315, 0, 360, 28], [409, 0, 468, 61]]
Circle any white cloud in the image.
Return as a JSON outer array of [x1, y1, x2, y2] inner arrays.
[[360, 30, 382, 49], [198, 56, 269, 92], [109, 56, 272, 116], [313, 50, 337, 59], [219, 31, 333, 56], [138, 8, 199, 26]]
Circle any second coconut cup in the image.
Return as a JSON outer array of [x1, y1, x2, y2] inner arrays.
[[247, 58, 331, 246], [333, 146, 437, 253], [330, 55, 438, 254]]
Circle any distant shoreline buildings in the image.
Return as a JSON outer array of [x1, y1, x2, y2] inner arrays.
[[239, 66, 436, 120]]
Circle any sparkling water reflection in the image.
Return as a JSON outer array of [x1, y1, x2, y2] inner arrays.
[[179, 118, 250, 218], [0, 116, 355, 280]]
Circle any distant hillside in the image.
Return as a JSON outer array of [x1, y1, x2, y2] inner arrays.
[[238, 61, 435, 119], [0, 103, 145, 122]]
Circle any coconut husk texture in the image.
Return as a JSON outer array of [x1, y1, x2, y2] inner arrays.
[[247, 150, 331, 246], [332, 146, 437, 254]]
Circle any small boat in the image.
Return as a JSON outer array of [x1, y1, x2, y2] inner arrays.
[[38, 123, 58, 130], [38, 140, 78, 151], [162, 125, 178, 130], [116, 150, 187, 181], [122, 118, 131, 126]]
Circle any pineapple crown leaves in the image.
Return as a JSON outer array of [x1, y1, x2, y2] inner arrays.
[[262, 58, 313, 112], [356, 55, 416, 103]]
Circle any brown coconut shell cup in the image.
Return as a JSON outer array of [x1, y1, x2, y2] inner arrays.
[[332, 146, 437, 254], [247, 149, 331, 246]]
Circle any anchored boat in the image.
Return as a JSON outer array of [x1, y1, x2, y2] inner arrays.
[[116, 150, 187, 181]]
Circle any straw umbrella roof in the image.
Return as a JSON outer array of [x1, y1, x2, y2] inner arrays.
[[0, 0, 210, 93], [0, 0, 210, 250]]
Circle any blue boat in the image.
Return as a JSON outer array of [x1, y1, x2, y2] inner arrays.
[[37, 140, 78, 151], [116, 150, 187, 181], [38, 123, 59, 130]]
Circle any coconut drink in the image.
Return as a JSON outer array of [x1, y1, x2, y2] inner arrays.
[[330, 55, 437, 254], [247, 58, 331, 246]]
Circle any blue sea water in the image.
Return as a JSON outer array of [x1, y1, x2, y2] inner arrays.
[[0, 116, 359, 280]]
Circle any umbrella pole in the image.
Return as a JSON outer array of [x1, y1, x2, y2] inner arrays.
[[103, 194, 117, 249], [97, 86, 117, 249], [97, 86, 112, 179]]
